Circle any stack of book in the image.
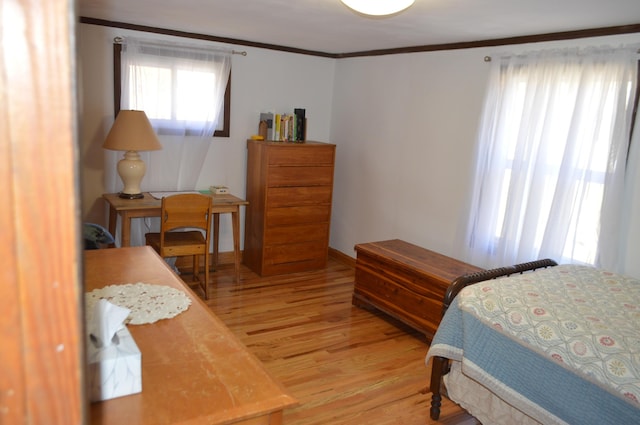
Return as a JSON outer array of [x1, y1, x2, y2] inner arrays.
[[259, 108, 305, 142]]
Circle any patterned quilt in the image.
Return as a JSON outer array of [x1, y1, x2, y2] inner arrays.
[[426, 264, 640, 425]]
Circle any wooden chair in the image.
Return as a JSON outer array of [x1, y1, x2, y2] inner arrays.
[[145, 193, 213, 299]]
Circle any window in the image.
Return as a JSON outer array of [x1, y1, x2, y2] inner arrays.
[[113, 39, 231, 137], [462, 47, 639, 270]]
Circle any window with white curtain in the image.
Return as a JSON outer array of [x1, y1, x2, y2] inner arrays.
[[460, 46, 639, 271], [115, 37, 232, 137]]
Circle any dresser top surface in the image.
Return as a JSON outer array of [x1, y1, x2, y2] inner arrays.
[[247, 139, 335, 147]]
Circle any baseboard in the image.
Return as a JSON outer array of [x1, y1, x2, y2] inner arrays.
[[176, 248, 354, 272], [328, 247, 356, 268]]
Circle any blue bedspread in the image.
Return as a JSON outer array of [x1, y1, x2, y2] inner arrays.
[[426, 265, 640, 425]]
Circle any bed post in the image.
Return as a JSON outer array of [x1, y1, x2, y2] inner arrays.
[[429, 355, 449, 420]]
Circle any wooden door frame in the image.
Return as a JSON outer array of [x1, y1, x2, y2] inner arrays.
[[1, 0, 84, 423]]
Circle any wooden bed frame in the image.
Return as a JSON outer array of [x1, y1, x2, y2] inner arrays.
[[428, 258, 558, 420]]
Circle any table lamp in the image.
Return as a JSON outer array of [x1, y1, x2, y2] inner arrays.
[[103, 110, 162, 199]]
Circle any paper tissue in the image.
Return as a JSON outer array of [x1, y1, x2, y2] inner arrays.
[[87, 299, 141, 402]]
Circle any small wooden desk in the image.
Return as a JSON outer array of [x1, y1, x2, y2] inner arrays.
[[103, 192, 248, 283], [85, 246, 297, 425]]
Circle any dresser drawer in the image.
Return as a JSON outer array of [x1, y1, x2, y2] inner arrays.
[[268, 146, 334, 166], [264, 240, 328, 266], [261, 255, 328, 276], [265, 223, 329, 244], [268, 166, 333, 187], [266, 205, 331, 226], [267, 186, 332, 207]]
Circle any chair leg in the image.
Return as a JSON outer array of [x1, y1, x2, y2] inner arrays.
[[192, 255, 198, 282], [203, 252, 209, 300]]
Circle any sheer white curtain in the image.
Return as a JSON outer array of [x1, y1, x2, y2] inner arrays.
[[459, 45, 638, 271], [105, 37, 231, 247], [121, 37, 231, 136]]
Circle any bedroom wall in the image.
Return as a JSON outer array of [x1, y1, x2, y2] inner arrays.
[[328, 33, 640, 278], [78, 22, 640, 278], [329, 48, 487, 258], [78, 23, 335, 251]]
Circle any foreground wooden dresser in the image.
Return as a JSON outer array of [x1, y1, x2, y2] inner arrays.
[[243, 140, 336, 276], [85, 246, 297, 424], [353, 239, 482, 340]]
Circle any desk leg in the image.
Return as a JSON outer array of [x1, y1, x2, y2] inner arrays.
[[121, 213, 131, 247], [231, 207, 240, 284], [212, 213, 220, 268], [108, 205, 117, 243]]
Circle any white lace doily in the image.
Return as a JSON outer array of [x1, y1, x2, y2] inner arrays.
[[85, 282, 192, 325]]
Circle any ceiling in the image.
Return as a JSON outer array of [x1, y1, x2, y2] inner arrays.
[[78, 0, 640, 55]]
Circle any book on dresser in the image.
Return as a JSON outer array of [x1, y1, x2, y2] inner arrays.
[[243, 139, 336, 276], [258, 109, 305, 142]]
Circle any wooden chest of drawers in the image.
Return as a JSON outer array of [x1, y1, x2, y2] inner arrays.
[[243, 140, 336, 276], [353, 239, 482, 340]]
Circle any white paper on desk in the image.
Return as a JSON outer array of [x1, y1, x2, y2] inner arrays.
[[149, 190, 200, 200]]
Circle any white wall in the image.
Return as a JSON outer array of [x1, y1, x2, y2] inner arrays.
[[79, 23, 640, 277], [78, 23, 335, 251], [329, 49, 488, 259]]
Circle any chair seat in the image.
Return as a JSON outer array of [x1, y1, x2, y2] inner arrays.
[[146, 231, 207, 257]]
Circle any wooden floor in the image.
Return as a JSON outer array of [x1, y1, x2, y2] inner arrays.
[[184, 256, 479, 425]]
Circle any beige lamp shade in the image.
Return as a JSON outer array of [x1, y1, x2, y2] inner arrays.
[[103, 110, 162, 199], [103, 110, 162, 151]]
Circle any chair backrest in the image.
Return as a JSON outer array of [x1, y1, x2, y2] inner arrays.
[[160, 193, 213, 239]]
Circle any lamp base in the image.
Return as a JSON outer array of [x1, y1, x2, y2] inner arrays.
[[116, 150, 147, 200], [118, 192, 144, 200]]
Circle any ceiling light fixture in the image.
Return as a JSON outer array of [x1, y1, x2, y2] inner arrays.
[[340, 0, 415, 16]]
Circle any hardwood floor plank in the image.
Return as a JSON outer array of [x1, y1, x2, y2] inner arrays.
[[184, 257, 478, 424]]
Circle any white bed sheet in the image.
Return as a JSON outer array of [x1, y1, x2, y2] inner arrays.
[[445, 360, 546, 425]]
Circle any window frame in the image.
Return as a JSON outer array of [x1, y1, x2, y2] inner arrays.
[[113, 42, 231, 137]]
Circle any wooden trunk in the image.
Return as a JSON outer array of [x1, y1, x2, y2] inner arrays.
[[353, 239, 482, 340]]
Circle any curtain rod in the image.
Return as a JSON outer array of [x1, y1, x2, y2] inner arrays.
[[113, 36, 247, 56], [484, 47, 640, 62]]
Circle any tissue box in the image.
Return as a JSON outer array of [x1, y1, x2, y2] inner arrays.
[[87, 325, 142, 401]]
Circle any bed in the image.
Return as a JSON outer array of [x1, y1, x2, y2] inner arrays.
[[425, 260, 640, 424]]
